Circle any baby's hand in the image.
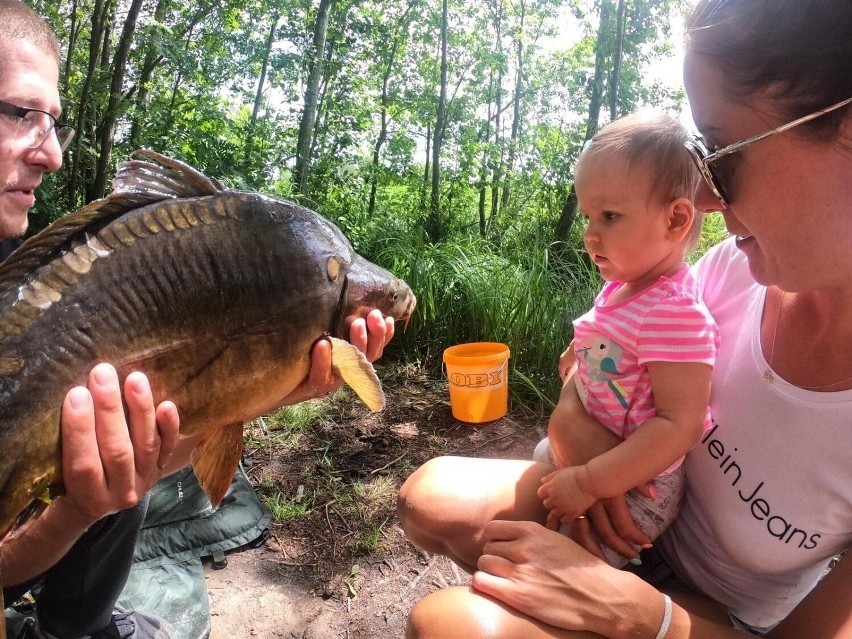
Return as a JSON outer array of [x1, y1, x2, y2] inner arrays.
[[537, 467, 597, 525]]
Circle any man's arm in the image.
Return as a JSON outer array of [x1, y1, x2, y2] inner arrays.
[[1, 365, 180, 585]]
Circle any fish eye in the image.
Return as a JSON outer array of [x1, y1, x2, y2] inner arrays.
[[326, 256, 342, 282]]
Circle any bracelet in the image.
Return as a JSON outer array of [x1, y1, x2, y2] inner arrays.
[[653, 594, 673, 639]]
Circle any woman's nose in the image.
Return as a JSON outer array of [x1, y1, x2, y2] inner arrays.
[[693, 179, 727, 214]]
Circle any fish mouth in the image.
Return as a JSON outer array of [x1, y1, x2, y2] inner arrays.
[[399, 295, 417, 330]]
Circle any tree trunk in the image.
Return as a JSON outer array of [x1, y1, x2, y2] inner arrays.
[[295, 0, 334, 197], [488, 0, 503, 229], [427, 0, 448, 241], [609, 0, 627, 120], [368, 3, 413, 217], [67, 0, 111, 207], [553, 0, 612, 242], [245, 13, 279, 169], [92, 0, 144, 200], [478, 66, 495, 237], [62, 0, 80, 96], [129, 0, 169, 149], [502, 0, 526, 211]]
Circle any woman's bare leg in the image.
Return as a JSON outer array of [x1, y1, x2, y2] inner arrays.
[[397, 456, 551, 572], [406, 586, 602, 639]]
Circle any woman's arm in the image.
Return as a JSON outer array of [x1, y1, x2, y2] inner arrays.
[[767, 552, 852, 638], [545, 373, 653, 557], [471, 520, 798, 639], [546, 377, 621, 469], [541, 361, 711, 522]]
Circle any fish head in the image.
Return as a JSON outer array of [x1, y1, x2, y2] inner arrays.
[[335, 253, 416, 336]]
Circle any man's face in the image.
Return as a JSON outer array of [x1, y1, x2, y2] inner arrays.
[[0, 40, 63, 240]]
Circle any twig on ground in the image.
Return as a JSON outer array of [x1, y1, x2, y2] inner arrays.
[[452, 431, 516, 454], [405, 555, 440, 595], [369, 451, 408, 475], [448, 558, 463, 585]]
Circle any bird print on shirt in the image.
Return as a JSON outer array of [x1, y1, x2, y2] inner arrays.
[[576, 333, 630, 409]]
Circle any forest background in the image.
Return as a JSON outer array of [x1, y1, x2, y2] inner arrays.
[[31, 0, 727, 407]]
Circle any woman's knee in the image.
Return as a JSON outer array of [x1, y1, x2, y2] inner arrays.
[[397, 456, 463, 546], [406, 587, 499, 638], [407, 586, 569, 639]]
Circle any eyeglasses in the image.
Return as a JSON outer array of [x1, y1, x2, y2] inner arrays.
[[685, 96, 852, 207], [0, 99, 76, 153]]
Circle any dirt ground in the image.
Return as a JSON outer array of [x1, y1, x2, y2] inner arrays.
[[202, 367, 547, 639]]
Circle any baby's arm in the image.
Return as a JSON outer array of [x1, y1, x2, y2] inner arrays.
[[539, 361, 711, 522]]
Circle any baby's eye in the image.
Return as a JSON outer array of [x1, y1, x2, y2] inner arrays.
[[603, 211, 619, 221]]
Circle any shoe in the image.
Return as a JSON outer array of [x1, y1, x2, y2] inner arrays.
[[18, 607, 173, 639], [88, 608, 173, 639]]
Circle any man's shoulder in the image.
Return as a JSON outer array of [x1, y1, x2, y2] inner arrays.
[[0, 238, 23, 263]]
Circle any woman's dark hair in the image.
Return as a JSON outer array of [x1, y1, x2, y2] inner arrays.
[[686, 0, 852, 138]]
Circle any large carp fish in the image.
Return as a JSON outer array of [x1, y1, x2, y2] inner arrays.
[[0, 150, 416, 540]]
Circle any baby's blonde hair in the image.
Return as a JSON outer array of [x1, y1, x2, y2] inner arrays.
[[579, 109, 704, 251]]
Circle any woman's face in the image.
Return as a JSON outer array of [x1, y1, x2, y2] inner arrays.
[[684, 52, 852, 293]]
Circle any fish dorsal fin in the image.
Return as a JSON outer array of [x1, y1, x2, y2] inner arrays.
[[191, 422, 245, 509], [0, 150, 228, 293], [329, 336, 386, 411]]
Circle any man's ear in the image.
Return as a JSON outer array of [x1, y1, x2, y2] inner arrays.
[[665, 197, 695, 242]]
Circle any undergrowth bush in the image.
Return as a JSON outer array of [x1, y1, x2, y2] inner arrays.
[[337, 206, 730, 413]]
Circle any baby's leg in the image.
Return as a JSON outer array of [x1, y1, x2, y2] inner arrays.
[[534, 437, 685, 568]]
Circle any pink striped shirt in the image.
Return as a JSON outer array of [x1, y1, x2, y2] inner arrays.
[[573, 265, 719, 450]]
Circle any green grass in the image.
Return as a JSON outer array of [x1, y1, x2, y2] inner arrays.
[[261, 491, 312, 521]]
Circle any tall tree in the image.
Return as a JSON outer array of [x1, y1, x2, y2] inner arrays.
[[553, 0, 613, 242], [244, 12, 280, 169], [67, 0, 112, 207], [609, 0, 627, 119], [129, 0, 169, 149], [427, 0, 449, 241], [92, 0, 145, 200], [295, 0, 335, 197]]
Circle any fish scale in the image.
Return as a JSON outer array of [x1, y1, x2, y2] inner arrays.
[[0, 150, 416, 547]]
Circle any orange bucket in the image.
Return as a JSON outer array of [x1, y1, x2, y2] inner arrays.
[[443, 342, 510, 423]]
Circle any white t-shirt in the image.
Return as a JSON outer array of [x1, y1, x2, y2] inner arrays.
[[656, 237, 852, 628]]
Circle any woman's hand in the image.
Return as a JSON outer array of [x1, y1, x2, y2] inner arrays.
[[471, 520, 650, 638], [569, 497, 650, 563], [60, 363, 180, 522], [284, 309, 395, 405]]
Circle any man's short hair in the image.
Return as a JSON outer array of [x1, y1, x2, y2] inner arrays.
[[0, 0, 60, 76]]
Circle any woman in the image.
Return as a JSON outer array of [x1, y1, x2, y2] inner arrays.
[[397, 1, 852, 637]]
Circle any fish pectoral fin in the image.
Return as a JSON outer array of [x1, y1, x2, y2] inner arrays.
[[329, 336, 385, 412], [191, 422, 244, 508]]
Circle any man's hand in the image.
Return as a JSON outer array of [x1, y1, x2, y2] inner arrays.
[[284, 309, 395, 405], [0, 364, 179, 586], [61, 363, 180, 522]]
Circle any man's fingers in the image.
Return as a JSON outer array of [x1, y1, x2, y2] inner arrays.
[[61, 386, 99, 490], [155, 401, 180, 471], [89, 364, 136, 505], [307, 337, 338, 392], [124, 372, 159, 474]]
